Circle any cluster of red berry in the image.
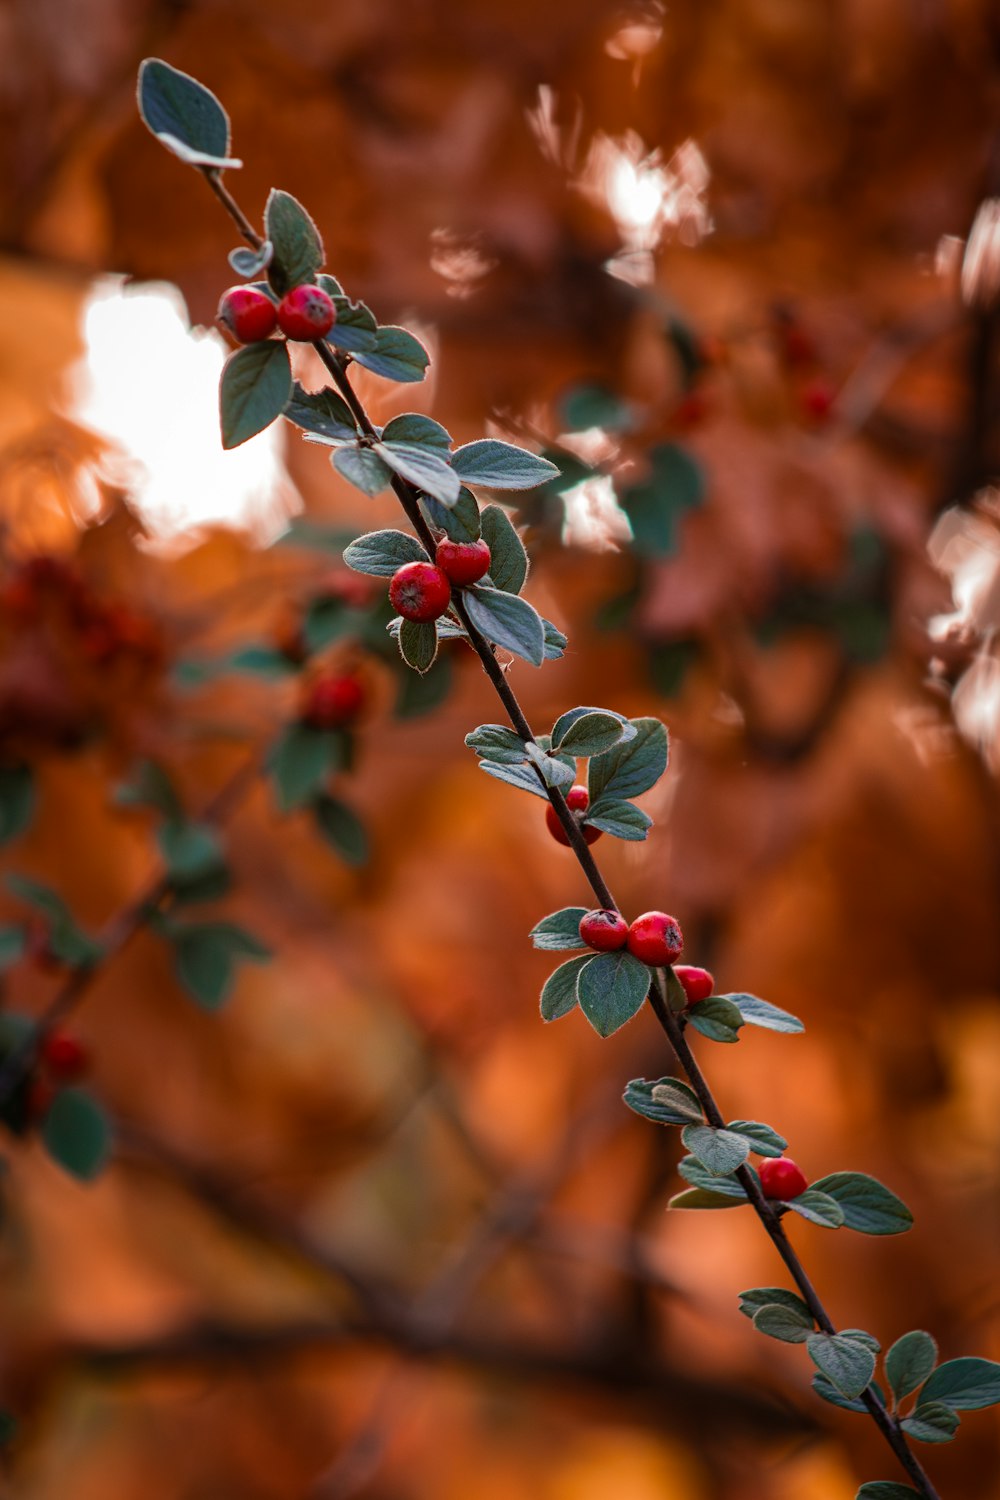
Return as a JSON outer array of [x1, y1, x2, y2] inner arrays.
[[218, 284, 337, 345], [17, 1032, 89, 1131], [298, 670, 366, 731], [577, 907, 685, 964], [1, 556, 162, 668], [387, 540, 492, 624]]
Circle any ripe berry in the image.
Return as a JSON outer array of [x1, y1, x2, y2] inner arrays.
[[217, 286, 278, 344], [435, 538, 491, 587], [41, 1032, 89, 1083], [799, 380, 835, 424], [579, 908, 629, 952], [626, 911, 684, 966], [759, 1157, 809, 1201], [545, 785, 602, 847], [277, 284, 337, 341], [388, 561, 451, 623], [25, 1076, 55, 1125], [674, 964, 714, 1005], [301, 673, 365, 730]]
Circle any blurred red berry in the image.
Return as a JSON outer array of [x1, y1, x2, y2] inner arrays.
[[41, 1032, 89, 1083], [301, 673, 366, 730]]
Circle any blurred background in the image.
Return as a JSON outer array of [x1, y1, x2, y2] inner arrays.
[[0, 1, 999, 1496]]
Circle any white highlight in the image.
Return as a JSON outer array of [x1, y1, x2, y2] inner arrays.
[[67, 278, 299, 545]]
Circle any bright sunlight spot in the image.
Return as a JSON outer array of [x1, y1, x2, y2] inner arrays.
[[68, 278, 299, 545]]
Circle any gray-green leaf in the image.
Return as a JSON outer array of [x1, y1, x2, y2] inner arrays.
[[726, 992, 805, 1034], [583, 797, 652, 841], [900, 1402, 959, 1444], [806, 1332, 876, 1399], [376, 442, 460, 505], [41, 1087, 112, 1182], [885, 1331, 938, 1402], [529, 908, 588, 951], [681, 1123, 751, 1176], [353, 325, 429, 382], [463, 585, 545, 666], [313, 794, 368, 867], [686, 994, 743, 1043], [587, 716, 668, 801], [623, 1076, 703, 1125], [480, 504, 528, 593], [920, 1357, 1000, 1410], [540, 954, 591, 1021], [785, 1189, 845, 1227], [219, 342, 292, 450], [334, 445, 393, 497], [343, 529, 428, 577], [285, 384, 357, 441], [752, 1304, 814, 1344], [452, 440, 559, 490], [137, 59, 238, 170], [577, 950, 651, 1037], [398, 618, 438, 673], [808, 1172, 913, 1236], [265, 189, 324, 294]]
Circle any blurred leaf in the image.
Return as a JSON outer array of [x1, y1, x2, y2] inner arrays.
[[0, 766, 34, 846], [313, 794, 368, 866], [557, 383, 632, 432], [621, 444, 705, 557], [270, 724, 344, 811], [41, 1087, 112, 1182], [171, 922, 271, 1009], [393, 654, 453, 719]]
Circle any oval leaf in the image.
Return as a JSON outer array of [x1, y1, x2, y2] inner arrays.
[[265, 189, 324, 294], [398, 618, 438, 674], [480, 504, 528, 593], [382, 413, 451, 452], [885, 1331, 938, 1402], [624, 1076, 703, 1126], [313, 794, 368, 867], [806, 1332, 876, 1400], [668, 1187, 747, 1210], [423, 487, 481, 543], [785, 1189, 845, 1228], [727, 992, 805, 1034], [686, 994, 743, 1043], [0, 765, 35, 845], [738, 1287, 812, 1323], [334, 445, 393, 497], [219, 341, 292, 450], [452, 440, 559, 490], [808, 1171, 913, 1236], [353, 326, 429, 382], [587, 717, 668, 802], [529, 908, 588, 951], [681, 1123, 750, 1176], [41, 1087, 112, 1182], [478, 760, 549, 799], [900, 1402, 960, 1444], [138, 59, 235, 168], [583, 798, 652, 841], [920, 1356, 1000, 1410], [856, 1486, 922, 1499], [540, 954, 591, 1021], [285, 384, 357, 441], [752, 1304, 814, 1344], [577, 950, 651, 1037], [343, 529, 428, 577], [376, 442, 460, 505], [463, 585, 545, 666]]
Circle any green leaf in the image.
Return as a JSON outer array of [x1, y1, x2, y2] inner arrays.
[[523, 742, 575, 789], [0, 765, 34, 845], [229, 242, 273, 278], [227, 645, 298, 677], [809, 1172, 913, 1236], [737, 1286, 813, 1323], [353, 325, 430, 382], [158, 822, 225, 883], [540, 954, 591, 1021], [677, 1157, 751, 1199], [114, 760, 180, 821], [806, 1332, 877, 1400], [465, 724, 527, 764], [0, 925, 25, 969], [264, 189, 324, 294], [686, 995, 743, 1043], [752, 1304, 814, 1344], [813, 1376, 872, 1414], [137, 59, 239, 170], [313, 794, 368, 867], [583, 798, 652, 841], [726, 992, 805, 1034], [920, 1357, 1000, 1410], [681, 1123, 750, 1175], [398, 618, 438, 673], [621, 442, 705, 557], [422, 487, 481, 542], [855, 1485, 922, 1499], [839, 1329, 882, 1354], [452, 440, 559, 490], [393, 653, 453, 719], [587, 717, 668, 802], [343, 529, 428, 577], [552, 711, 631, 759], [478, 760, 548, 799], [624, 1076, 703, 1125], [785, 1189, 845, 1227], [577, 950, 650, 1037], [463, 585, 545, 666], [885, 1331, 938, 1402], [220, 342, 292, 450], [325, 295, 378, 354], [334, 445, 393, 497], [382, 413, 451, 452], [726, 1120, 788, 1158], [668, 1187, 748, 1210], [900, 1402, 959, 1444], [41, 1087, 112, 1182], [543, 619, 568, 660], [376, 442, 460, 505], [285, 384, 357, 441], [557, 383, 633, 433], [171, 922, 270, 1010], [529, 908, 588, 951], [480, 505, 528, 593], [5, 876, 101, 968], [269, 723, 343, 811]]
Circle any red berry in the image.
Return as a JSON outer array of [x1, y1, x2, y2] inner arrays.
[[435, 538, 491, 587], [626, 911, 684, 966], [388, 561, 451, 623], [217, 286, 278, 344], [759, 1157, 809, 1201], [41, 1032, 89, 1083], [318, 569, 376, 610], [301, 673, 365, 730], [674, 390, 710, 429], [277, 285, 336, 342], [579, 908, 629, 952], [25, 1076, 55, 1125], [674, 964, 714, 1005], [545, 785, 602, 847], [799, 380, 835, 424]]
